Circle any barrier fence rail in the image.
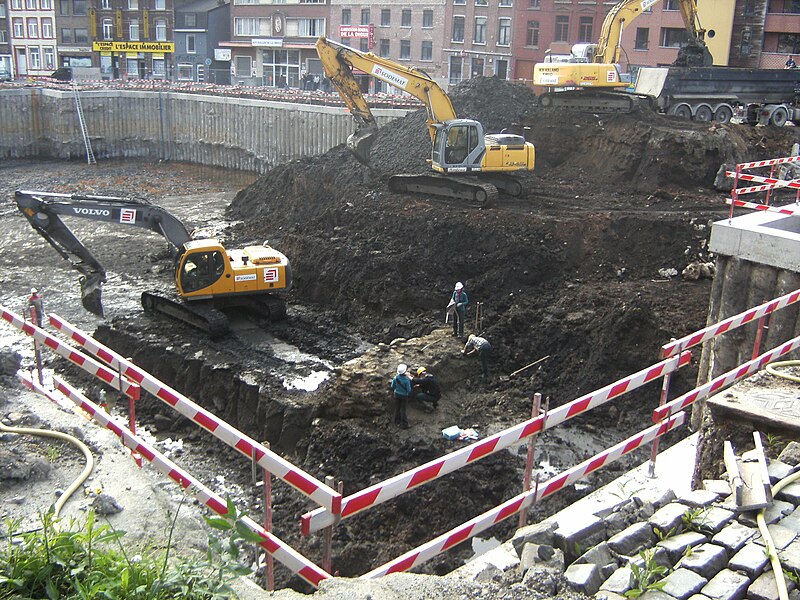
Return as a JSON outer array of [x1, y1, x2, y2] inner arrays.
[[727, 153, 800, 215], [17, 370, 331, 588], [45, 313, 341, 515], [725, 199, 800, 215], [302, 351, 692, 535]]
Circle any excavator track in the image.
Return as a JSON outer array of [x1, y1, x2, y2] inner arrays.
[[141, 291, 230, 339], [388, 174, 499, 207], [538, 90, 639, 114]]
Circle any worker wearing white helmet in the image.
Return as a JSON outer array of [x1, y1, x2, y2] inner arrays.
[[27, 287, 44, 327], [450, 282, 469, 339], [390, 363, 412, 429]]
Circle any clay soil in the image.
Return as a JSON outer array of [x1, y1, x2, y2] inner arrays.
[[3, 78, 800, 594]]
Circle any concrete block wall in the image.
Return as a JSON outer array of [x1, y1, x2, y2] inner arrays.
[[0, 88, 410, 173]]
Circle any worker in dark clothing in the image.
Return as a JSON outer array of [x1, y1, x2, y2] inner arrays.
[[463, 334, 492, 378], [27, 288, 44, 327], [411, 367, 441, 411], [786, 56, 797, 69], [449, 282, 468, 338], [390, 363, 412, 429]]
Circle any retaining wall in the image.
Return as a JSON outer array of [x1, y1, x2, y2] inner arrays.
[[0, 87, 409, 173]]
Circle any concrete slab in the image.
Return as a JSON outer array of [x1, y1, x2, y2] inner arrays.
[[706, 375, 800, 433]]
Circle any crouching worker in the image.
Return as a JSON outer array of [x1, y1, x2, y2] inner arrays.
[[390, 363, 412, 429], [463, 334, 492, 378], [411, 367, 441, 412]]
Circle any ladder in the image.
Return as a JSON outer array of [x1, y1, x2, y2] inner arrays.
[[72, 84, 96, 165]]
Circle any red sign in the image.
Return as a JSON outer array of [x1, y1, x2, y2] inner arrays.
[[340, 24, 375, 47]]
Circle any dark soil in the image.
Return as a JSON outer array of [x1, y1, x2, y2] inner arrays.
[[3, 77, 800, 594]]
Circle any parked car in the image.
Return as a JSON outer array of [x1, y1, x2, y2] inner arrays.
[[51, 67, 73, 82]]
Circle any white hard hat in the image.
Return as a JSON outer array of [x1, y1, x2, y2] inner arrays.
[[397, 363, 407, 375], [455, 282, 464, 290], [30, 288, 38, 295]]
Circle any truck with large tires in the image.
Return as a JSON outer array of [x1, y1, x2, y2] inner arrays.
[[633, 66, 800, 127]]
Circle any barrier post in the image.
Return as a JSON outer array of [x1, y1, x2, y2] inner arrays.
[[323, 475, 335, 574], [27, 305, 44, 384], [263, 441, 274, 592], [648, 352, 676, 478], [752, 313, 770, 360], [518, 392, 542, 529]]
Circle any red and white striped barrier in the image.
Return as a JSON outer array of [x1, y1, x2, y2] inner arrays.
[[362, 412, 686, 578], [733, 155, 800, 170], [1, 307, 140, 399], [19, 371, 78, 412], [46, 313, 341, 515], [38, 374, 331, 588], [725, 199, 800, 215], [726, 171, 800, 194], [302, 351, 691, 535], [660, 288, 800, 358], [654, 334, 800, 421]]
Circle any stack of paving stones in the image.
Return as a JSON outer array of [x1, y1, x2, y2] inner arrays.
[[509, 442, 800, 600]]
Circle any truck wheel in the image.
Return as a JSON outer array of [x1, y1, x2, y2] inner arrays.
[[713, 105, 733, 124], [695, 105, 713, 122], [771, 107, 789, 127], [673, 104, 692, 120], [539, 94, 553, 108]]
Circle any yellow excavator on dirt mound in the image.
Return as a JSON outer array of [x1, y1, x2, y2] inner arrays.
[[15, 190, 291, 337], [315, 36, 535, 207], [532, 0, 712, 112]]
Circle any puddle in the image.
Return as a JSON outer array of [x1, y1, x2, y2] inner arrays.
[[470, 536, 501, 560], [283, 369, 330, 391]]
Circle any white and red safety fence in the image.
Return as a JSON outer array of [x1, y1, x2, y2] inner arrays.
[[302, 351, 691, 535], [1, 307, 141, 400], [45, 313, 341, 515], [20, 371, 331, 588], [661, 288, 800, 359], [726, 154, 800, 216], [725, 199, 800, 215], [362, 412, 686, 578], [654, 334, 800, 422]]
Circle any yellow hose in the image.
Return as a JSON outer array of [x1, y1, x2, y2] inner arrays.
[[0, 421, 94, 518], [765, 360, 800, 383]]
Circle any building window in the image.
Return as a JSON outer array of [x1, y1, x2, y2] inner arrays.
[[423, 9, 433, 28], [61, 27, 72, 42], [474, 16, 486, 44], [41, 0, 51, 8], [126, 58, 138, 77], [359, 37, 368, 51], [43, 46, 54, 69], [128, 0, 137, 8], [27, 0, 37, 9], [30, 47, 41, 69], [294, 18, 324, 37], [185, 13, 195, 27], [11, 0, 22, 9], [634, 27, 649, 50], [73, 0, 87, 15], [471, 56, 484, 76], [400, 38, 410, 59], [152, 58, 166, 78], [154, 0, 165, 8], [476, 0, 487, 5], [454, 0, 466, 5], [103, 18, 113, 39], [421, 40, 432, 61], [59, 0, 69, 14], [379, 38, 389, 57], [660, 27, 689, 47], [555, 15, 569, 42], [341, 8, 350, 24], [778, 33, 800, 53], [130, 18, 139, 40], [42, 17, 53, 37], [74, 27, 88, 42], [381, 8, 390, 26], [526, 20, 539, 46], [187, 33, 195, 53], [452, 15, 464, 42], [495, 58, 508, 78], [361, 8, 369, 25], [155, 18, 166, 41], [27, 19, 39, 39], [235, 55, 252, 78], [579, 16, 593, 43], [101, 0, 110, 8], [498, 18, 511, 45], [664, 0, 678, 9], [0, 30, 6, 43], [13, 18, 24, 38], [401, 8, 411, 27], [499, 0, 512, 5], [449, 55, 462, 84], [178, 63, 193, 80]]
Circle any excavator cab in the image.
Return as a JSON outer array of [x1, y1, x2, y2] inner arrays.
[[433, 120, 484, 170], [179, 248, 226, 294]]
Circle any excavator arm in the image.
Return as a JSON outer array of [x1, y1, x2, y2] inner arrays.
[[15, 190, 193, 316], [315, 36, 458, 162]]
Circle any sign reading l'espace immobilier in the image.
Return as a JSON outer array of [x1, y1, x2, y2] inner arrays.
[[92, 41, 175, 53]]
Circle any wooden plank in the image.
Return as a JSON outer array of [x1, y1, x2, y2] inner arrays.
[[753, 432, 774, 503], [724, 441, 743, 508]]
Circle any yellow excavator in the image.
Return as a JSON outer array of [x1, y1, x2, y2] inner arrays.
[[15, 190, 291, 337], [532, 0, 712, 112], [315, 36, 535, 206]]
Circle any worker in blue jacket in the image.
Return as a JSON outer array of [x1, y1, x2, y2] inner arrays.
[[450, 282, 468, 338], [390, 363, 412, 429]]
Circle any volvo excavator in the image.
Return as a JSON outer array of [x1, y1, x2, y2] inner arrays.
[[315, 36, 535, 207], [532, 0, 712, 112], [15, 190, 291, 337]]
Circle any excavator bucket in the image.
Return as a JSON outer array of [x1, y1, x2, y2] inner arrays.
[[347, 126, 378, 165], [80, 273, 105, 317]]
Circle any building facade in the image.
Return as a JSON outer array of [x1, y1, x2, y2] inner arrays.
[[9, 0, 57, 77], [174, 0, 230, 83]]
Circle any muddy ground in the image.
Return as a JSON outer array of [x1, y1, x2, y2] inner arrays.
[[3, 78, 800, 594]]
